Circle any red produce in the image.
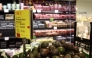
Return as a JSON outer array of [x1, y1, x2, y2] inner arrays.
[[50, 5, 55, 11], [54, 4, 58, 10], [35, 14, 40, 19]]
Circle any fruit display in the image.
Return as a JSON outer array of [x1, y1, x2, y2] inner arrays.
[[6, 40, 86, 58], [34, 3, 76, 12], [34, 14, 75, 19], [33, 20, 74, 29], [34, 29, 74, 36]]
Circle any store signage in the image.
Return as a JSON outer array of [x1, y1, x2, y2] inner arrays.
[[79, 12, 87, 14], [15, 10, 31, 39]]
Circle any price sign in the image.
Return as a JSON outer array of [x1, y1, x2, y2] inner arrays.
[[4, 9, 9, 13], [54, 10, 58, 13], [15, 10, 31, 39], [53, 26, 57, 30], [37, 10, 41, 13], [33, 10, 36, 13], [4, 37, 9, 40]]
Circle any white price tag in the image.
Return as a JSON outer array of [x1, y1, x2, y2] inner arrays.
[[33, 10, 36, 13], [4, 37, 9, 40], [54, 26, 57, 30], [54, 10, 58, 13], [37, 10, 41, 13], [4, 9, 9, 13]]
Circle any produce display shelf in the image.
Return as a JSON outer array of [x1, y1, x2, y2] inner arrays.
[[34, 27, 74, 30], [35, 33, 74, 37], [33, 0, 76, 4], [34, 19, 75, 21], [33, 11, 76, 14]]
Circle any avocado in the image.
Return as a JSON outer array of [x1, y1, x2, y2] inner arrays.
[[45, 56, 50, 58], [0, 55, 4, 58], [52, 56, 60, 58], [48, 45, 56, 50], [78, 53, 86, 58], [52, 41, 61, 48], [19, 53, 24, 58], [29, 53, 35, 58], [38, 44, 41, 52], [63, 43, 74, 51], [41, 42, 49, 48], [72, 55, 80, 58], [40, 48, 50, 57], [27, 49, 31, 55], [35, 53, 41, 58], [32, 51, 39, 58], [0, 52, 2, 55], [6, 53, 11, 58], [73, 46, 79, 53], [57, 47, 65, 54], [66, 51, 74, 56], [51, 49, 59, 56], [12, 55, 18, 58], [60, 40, 66, 44], [64, 54, 71, 58], [59, 54, 64, 58], [32, 47, 38, 52]]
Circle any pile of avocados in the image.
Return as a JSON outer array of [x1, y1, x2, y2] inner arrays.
[[3, 40, 86, 58]]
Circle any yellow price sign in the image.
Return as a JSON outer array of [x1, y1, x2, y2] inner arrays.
[[15, 10, 31, 39]]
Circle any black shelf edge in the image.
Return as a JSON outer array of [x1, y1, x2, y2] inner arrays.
[[0, 36, 16, 39], [0, 19, 14, 21], [33, 27, 74, 30], [33, 11, 76, 14], [75, 37, 90, 45]]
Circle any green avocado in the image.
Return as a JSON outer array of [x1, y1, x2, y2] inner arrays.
[[5, 53, 11, 58], [72, 55, 80, 58], [52, 56, 60, 58], [12, 55, 18, 58], [32, 51, 39, 58], [52, 41, 61, 48], [0, 55, 4, 58], [32, 47, 38, 52], [27, 49, 31, 54], [41, 41, 49, 48], [64, 54, 71, 58], [19, 53, 24, 58], [60, 40, 66, 44], [29, 53, 35, 58], [48, 45, 56, 50], [51, 49, 59, 56], [57, 47, 65, 54]]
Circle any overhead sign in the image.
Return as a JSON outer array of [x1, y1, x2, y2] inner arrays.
[[15, 10, 31, 39]]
